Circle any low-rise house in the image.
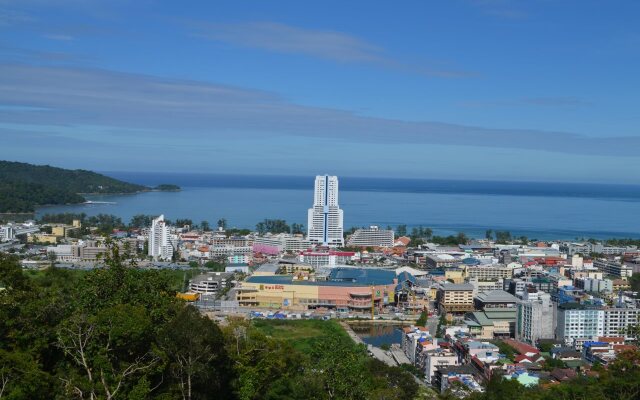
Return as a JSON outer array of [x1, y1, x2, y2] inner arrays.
[[424, 348, 459, 384]]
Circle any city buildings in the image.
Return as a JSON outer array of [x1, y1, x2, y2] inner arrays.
[[564, 242, 637, 256], [0, 221, 39, 241], [307, 175, 344, 247], [253, 233, 312, 254], [576, 277, 613, 293], [0, 225, 14, 242], [602, 304, 640, 338], [464, 264, 515, 280], [149, 214, 173, 261], [516, 290, 555, 344], [424, 349, 459, 384], [188, 272, 233, 296], [236, 267, 399, 311], [436, 283, 475, 315], [347, 226, 394, 248], [593, 260, 633, 279], [556, 302, 640, 345], [297, 249, 356, 267]]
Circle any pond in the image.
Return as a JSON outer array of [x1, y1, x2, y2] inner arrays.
[[350, 324, 404, 348]]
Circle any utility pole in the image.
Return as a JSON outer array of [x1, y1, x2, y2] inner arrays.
[[371, 286, 375, 320]]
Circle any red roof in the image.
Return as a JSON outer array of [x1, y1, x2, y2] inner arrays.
[[503, 339, 540, 356], [597, 337, 625, 343]]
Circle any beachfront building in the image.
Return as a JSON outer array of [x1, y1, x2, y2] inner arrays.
[[307, 175, 344, 247], [149, 214, 173, 261], [347, 226, 394, 248], [235, 267, 399, 311]]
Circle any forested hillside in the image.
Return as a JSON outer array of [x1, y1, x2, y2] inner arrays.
[[0, 247, 420, 400], [0, 161, 148, 212]]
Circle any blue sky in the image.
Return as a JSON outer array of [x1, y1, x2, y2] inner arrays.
[[1, 0, 640, 183]]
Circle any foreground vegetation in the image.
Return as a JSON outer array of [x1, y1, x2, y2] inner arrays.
[[0, 246, 420, 399]]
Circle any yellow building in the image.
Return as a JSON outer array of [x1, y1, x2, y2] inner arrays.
[[28, 233, 58, 244], [445, 269, 465, 284], [236, 267, 399, 312], [51, 226, 67, 237]]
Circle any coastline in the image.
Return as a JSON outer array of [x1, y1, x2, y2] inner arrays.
[[24, 185, 640, 240]]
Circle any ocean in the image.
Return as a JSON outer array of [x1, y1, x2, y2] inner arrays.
[[35, 172, 640, 240]]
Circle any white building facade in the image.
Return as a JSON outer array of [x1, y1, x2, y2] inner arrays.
[[517, 291, 555, 344], [307, 175, 344, 247], [347, 226, 394, 248], [149, 214, 174, 261]]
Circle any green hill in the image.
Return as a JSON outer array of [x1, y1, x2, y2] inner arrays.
[[0, 161, 148, 213]]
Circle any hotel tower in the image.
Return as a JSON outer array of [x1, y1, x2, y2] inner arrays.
[[307, 175, 344, 247]]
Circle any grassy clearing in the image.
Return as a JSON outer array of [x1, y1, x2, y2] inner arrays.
[[24, 267, 88, 281], [157, 268, 205, 292], [252, 319, 350, 352]]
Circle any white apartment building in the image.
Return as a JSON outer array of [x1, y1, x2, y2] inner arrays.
[[424, 349, 459, 384], [1, 222, 39, 241], [307, 175, 344, 247], [209, 245, 252, 258], [603, 306, 640, 338], [253, 234, 312, 253], [0, 225, 15, 242], [565, 242, 637, 256], [468, 277, 504, 294], [516, 291, 555, 344], [556, 305, 604, 345], [580, 278, 613, 293], [556, 303, 639, 345], [149, 214, 173, 261], [347, 226, 394, 248], [297, 250, 355, 267], [593, 260, 633, 279]]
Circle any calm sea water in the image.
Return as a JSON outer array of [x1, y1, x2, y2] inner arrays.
[[35, 172, 640, 240]]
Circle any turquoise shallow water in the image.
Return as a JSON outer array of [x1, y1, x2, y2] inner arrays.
[[35, 173, 640, 240]]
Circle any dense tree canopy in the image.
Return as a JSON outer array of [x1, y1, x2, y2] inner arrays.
[[255, 219, 290, 234], [0, 160, 148, 212], [0, 246, 422, 400]]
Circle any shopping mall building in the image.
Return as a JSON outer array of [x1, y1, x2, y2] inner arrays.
[[236, 266, 403, 312]]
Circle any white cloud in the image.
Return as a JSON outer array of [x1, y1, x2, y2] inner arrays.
[[191, 21, 474, 78], [0, 63, 638, 157], [44, 33, 74, 41]]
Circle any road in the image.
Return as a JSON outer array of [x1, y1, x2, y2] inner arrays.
[[427, 314, 439, 336]]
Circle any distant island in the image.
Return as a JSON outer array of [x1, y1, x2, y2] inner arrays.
[[0, 161, 177, 213], [154, 183, 181, 191]]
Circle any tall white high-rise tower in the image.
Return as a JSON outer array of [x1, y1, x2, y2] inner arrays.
[[149, 214, 173, 261], [307, 175, 344, 247]]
